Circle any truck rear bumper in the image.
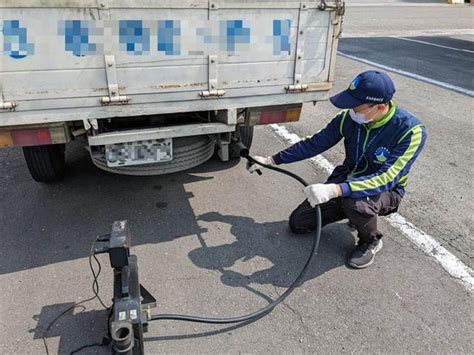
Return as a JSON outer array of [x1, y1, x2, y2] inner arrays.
[[87, 122, 235, 146]]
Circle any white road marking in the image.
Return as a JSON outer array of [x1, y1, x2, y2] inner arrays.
[[346, 2, 452, 7], [337, 51, 474, 97], [342, 29, 474, 38], [269, 123, 474, 292], [393, 36, 474, 54]]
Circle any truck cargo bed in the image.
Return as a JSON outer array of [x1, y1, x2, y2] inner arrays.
[[0, 0, 343, 126]]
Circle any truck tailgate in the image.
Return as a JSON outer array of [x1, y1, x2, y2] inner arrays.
[[0, 0, 344, 126]]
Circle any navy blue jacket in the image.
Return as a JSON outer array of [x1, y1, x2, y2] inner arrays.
[[272, 102, 427, 199]]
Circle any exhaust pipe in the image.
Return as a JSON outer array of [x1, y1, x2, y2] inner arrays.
[[233, 141, 249, 158]]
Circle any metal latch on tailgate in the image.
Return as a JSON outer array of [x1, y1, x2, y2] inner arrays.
[[199, 55, 226, 98], [286, 2, 309, 93], [100, 55, 131, 105], [317, 0, 346, 16]]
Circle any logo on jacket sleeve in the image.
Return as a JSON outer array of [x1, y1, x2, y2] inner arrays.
[[374, 147, 390, 163]]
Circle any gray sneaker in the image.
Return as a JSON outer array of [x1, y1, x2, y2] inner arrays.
[[348, 239, 383, 269]]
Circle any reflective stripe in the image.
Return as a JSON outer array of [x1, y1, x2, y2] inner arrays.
[[349, 126, 423, 192], [397, 124, 424, 144], [399, 175, 408, 187], [339, 110, 348, 136], [369, 101, 397, 129]]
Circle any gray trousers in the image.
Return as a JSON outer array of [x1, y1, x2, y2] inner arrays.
[[288, 190, 402, 242], [289, 165, 402, 242]]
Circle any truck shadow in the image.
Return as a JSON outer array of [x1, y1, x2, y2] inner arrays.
[[2, 141, 355, 276], [0, 142, 239, 275]]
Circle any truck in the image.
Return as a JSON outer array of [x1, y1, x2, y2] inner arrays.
[[0, 0, 345, 182]]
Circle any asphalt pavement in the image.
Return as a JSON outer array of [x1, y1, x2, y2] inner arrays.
[[338, 36, 474, 91], [1, 1, 473, 354]]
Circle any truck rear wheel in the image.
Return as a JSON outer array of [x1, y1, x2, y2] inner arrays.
[[22, 144, 66, 182], [239, 125, 254, 149]]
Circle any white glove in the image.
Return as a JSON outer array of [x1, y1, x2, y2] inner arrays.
[[246, 156, 274, 173], [304, 183, 339, 207]]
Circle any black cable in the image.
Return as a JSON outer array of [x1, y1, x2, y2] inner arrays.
[[150, 154, 322, 324], [42, 239, 110, 355], [70, 342, 105, 355]]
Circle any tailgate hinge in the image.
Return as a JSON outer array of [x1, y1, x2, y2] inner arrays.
[[1, 100, 17, 111], [101, 55, 130, 105], [1, 90, 17, 110], [200, 55, 226, 98], [285, 84, 308, 93]]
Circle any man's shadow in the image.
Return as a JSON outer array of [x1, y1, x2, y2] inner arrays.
[[189, 212, 355, 290]]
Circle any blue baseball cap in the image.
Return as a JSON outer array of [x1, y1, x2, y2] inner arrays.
[[329, 71, 396, 109]]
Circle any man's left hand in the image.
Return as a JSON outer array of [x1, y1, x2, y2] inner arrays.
[[304, 183, 341, 207]]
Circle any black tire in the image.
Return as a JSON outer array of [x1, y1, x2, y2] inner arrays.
[[22, 144, 66, 182], [239, 125, 254, 149], [229, 125, 254, 158]]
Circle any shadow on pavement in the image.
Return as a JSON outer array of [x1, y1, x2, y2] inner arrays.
[[32, 302, 110, 355], [189, 212, 354, 289], [0, 141, 238, 275], [143, 214, 355, 343]]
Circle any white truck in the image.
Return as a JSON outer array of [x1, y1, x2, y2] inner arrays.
[[0, 0, 344, 182]]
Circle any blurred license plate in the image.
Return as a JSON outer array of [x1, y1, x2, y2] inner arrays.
[[105, 139, 173, 167]]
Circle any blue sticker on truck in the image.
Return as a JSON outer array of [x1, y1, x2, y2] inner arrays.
[[222, 20, 250, 53], [157, 20, 181, 55], [58, 20, 101, 56], [119, 20, 151, 55], [2, 20, 35, 59], [273, 20, 291, 55], [1, 19, 293, 58]]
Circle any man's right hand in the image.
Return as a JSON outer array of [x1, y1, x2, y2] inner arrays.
[[246, 156, 275, 173]]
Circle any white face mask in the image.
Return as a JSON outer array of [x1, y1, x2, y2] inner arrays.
[[349, 106, 377, 125]]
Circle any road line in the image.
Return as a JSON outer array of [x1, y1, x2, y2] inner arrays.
[[269, 123, 474, 292], [342, 29, 474, 38], [346, 3, 452, 7], [337, 51, 474, 97], [393, 36, 474, 54]]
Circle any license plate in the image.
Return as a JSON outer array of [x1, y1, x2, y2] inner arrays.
[[105, 139, 173, 167]]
